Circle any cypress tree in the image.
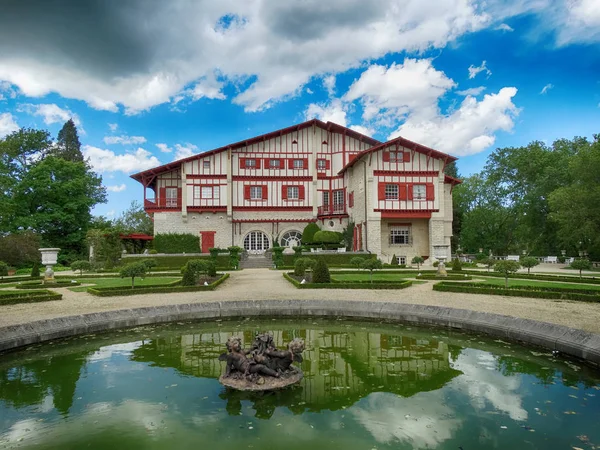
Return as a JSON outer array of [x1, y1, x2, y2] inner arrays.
[[54, 119, 84, 162]]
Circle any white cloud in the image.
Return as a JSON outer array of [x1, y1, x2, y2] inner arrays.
[[349, 124, 375, 137], [540, 83, 554, 94], [0, 81, 18, 101], [186, 73, 226, 101], [106, 184, 127, 192], [18, 103, 82, 128], [0, 112, 19, 137], [306, 88, 313, 94], [468, 60, 492, 79], [108, 123, 118, 132], [83, 145, 161, 173], [389, 87, 519, 156], [305, 98, 348, 126], [550, 0, 600, 45], [103, 135, 147, 145], [456, 86, 486, 96], [156, 143, 172, 153], [495, 23, 514, 32], [106, 210, 116, 217], [322, 74, 336, 96], [173, 143, 198, 160]]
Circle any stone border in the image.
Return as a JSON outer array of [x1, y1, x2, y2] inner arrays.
[[1, 300, 599, 366]]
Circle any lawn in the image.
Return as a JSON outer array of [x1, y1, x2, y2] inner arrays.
[[0, 283, 20, 289], [331, 272, 419, 282], [472, 276, 600, 291], [69, 277, 181, 292]]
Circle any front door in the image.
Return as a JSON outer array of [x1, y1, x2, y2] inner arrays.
[[200, 231, 215, 253], [243, 231, 270, 254]]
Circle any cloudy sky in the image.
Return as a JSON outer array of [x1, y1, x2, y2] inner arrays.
[[1, 0, 599, 218]]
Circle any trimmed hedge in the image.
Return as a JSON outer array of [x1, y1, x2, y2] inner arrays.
[[0, 289, 62, 305], [280, 253, 376, 267], [284, 273, 413, 290], [461, 269, 600, 284], [0, 276, 43, 284], [120, 255, 230, 270], [416, 274, 472, 280], [433, 281, 600, 302], [153, 233, 200, 253], [16, 280, 81, 289], [87, 273, 229, 297]]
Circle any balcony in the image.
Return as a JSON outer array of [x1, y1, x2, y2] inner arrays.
[[144, 197, 181, 210], [318, 204, 347, 216]]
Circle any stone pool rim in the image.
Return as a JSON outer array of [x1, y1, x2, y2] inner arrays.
[[0, 300, 599, 366]]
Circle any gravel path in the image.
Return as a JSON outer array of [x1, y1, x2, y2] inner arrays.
[[1, 269, 600, 334]]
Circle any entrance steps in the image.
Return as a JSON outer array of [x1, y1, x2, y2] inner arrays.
[[240, 255, 273, 269]]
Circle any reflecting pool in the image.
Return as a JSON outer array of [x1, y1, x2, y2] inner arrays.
[[1, 318, 599, 449]]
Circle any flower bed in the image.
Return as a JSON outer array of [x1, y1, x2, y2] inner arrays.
[[0, 289, 62, 305], [284, 272, 412, 289]]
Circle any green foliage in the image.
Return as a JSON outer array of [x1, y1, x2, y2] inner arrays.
[[284, 273, 412, 290], [52, 119, 83, 162], [154, 233, 199, 253], [280, 252, 375, 267], [208, 247, 221, 259], [272, 246, 284, 268], [31, 262, 41, 277], [494, 260, 521, 287], [149, 249, 158, 254], [450, 258, 463, 271], [0, 289, 62, 305], [312, 259, 331, 283], [71, 260, 92, 275], [570, 258, 592, 278], [519, 256, 539, 274], [302, 223, 320, 244], [360, 258, 383, 283], [293, 246, 303, 260], [0, 261, 8, 279], [480, 257, 495, 271], [180, 259, 217, 286], [312, 230, 343, 244], [432, 261, 439, 268], [294, 258, 308, 277], [342, 221, 355, 250], [87, 228, 122, 269], [390, 254, 399, 266], [87, 274, 229, 297], [119, 262, 147, 288], [0, 232, 42, 267], [411, 256, 424, 269], [114, 201, 153, 236], [350, 256, 365, 269], [142, 259, 157, 272]]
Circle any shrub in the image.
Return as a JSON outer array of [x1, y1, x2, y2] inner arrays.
[[481, 257, 495, 272], [272, 247, 284, 268], [142, 259, 157, 272], [360, 258, 383, 283], [227, 246, 242, 269], [294, 258, 308, 277], [71, 260, 92, 276], [432, 261, 439, 268], [293, 246, 303, 260], [312, 259, 331, 283], [31, 262, 41, 277], [390, 254, 399, 266], [350, 256, 365, 269], [570, 258, 592, 279], [0, 261, 8, 279], [119, 262, 148, 288], [451, 258, 463, 271], [312, 230, 342, 244], [493, 260, 521, 288], [558, 255, 566, 263], [474, 252, 487, 261], [302, 223, 320, 244], [153, 233, 200, 254], [520, 256, 539, 275], [411, 256, 424, 270]]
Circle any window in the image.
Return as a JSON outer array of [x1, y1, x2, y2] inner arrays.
[[250, 186, 263, 200], [322, 191, 329, 207], [269, 159, 281, 169], [245, 159, 257, 168], [385, 184, 398, 200], [317, 159, 327, 170], [287, 186, 299, 199], [281, 230, 302, 248], [413, 184, 426, 200], [166, 187, 178, 207], [293, 159, 304, 169], [203, 160, 210, 169], [383, 150, 409, 163], [333, 189, 344, 212], [194, 186, 219, 199], [398, 256, 406, 265], [390, 226, 411, 245], [389, 151, 402, 162]]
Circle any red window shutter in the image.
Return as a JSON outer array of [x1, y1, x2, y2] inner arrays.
[[177, 188, 182, 207], [426, 183, 435, 200], [282, 185, 288, 200], [299, 186, 305, 200], [264, 158, 270, 167], [244, 186, 251, 200], [303, 158, 308, 169], [255, 159, 261, 169], [378, 183, 386, 200], [399, 183, 408, 201], [382, 151, 390, 162], [403, 151, 411, 163], [159, 187, 166, 206], [279, 159, 285, 168], [239, 158, 246, 169], [262, 186, 268, 199], [326, 160, 331, 170], [407, 183, 414, 201], [288, 159, 294, 169], [349, 192, 354, 207]]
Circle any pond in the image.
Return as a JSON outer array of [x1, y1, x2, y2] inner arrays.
[[0, 318, 599, 449]]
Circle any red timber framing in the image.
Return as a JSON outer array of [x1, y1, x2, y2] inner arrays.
[[377, 210, 438, 219]]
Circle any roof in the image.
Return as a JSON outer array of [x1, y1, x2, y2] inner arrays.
[[338, 135, 458, 174], [444, 174, 462, 185], [131, 119, 381, 183]]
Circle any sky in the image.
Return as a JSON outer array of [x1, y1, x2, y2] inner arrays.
[[1, 0, 599, 219]]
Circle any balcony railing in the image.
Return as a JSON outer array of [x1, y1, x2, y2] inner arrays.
[[144, 197, 181, 209], [318, 204, 346, 216]]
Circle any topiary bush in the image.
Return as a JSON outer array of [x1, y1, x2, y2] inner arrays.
[[228, 246, 242, 269], [451, 258, 463, 271], [312, 230, 343, 244], [302, 223, 320, 244], [351, 256, 365, 269], [272, 246, 284, 268], [570, 258, 592, 279], [493, 260, 521, 288], [390, 254, 399, 266], [71, 260, 92, 276], [519, 256, 539, 274], [294, 258, 307, 277], [312, 259, 331, 283], [432, 261, 439, 268], [360, 258, 383, 283], [142, 259, 157, 273], [411, 256, 424, 270], [119, 262, 148, 288]]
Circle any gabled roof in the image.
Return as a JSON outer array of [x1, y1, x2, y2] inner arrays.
[[338, 135, 458, 175], [131, 119, 381, 183]]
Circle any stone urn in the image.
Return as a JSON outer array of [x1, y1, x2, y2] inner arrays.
[[39, 248, 60, 282], [433, 244, 450, 277]]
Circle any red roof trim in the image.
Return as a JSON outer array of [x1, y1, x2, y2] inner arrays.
[[444, 174, 462, 185], [131, 119, 381, 182]]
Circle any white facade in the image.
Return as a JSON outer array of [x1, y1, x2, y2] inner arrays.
[[132, 119, 458, 262]]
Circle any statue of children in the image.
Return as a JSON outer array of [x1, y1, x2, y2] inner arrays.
[[220, 336, 280, 378]]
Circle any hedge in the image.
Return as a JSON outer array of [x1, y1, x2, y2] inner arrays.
[[16, 280, 81, 289], [153, 233, 200, 253], [279, 253, 376, 267], [87, 273, 229, 297], [0, 289, 62, 305], [120, 255, 230, 270], [433, 281, 600, 302], [283, 273, 413, 290], [0, 276, 43, 284], [461, 269, 600, 284], [416, 274, 472, 280]]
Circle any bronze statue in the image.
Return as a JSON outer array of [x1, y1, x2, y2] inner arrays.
[[219, 333, 305, 391]]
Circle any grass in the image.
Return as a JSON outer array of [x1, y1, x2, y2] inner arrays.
[[0, 283, 20, 289], [472, 276, 600, 291], [331, 272, 419, 282], [69, 276, 181, 292]]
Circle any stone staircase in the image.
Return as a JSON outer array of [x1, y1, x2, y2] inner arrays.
[[240, 255, 273, 269]]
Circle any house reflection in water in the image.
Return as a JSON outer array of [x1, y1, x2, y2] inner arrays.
[[130, 324, 463, 418]]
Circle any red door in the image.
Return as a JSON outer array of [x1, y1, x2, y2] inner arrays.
[[200, 231, 216, 253]]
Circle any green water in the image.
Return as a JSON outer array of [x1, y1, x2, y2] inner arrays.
[[0, 318, 599, 449]]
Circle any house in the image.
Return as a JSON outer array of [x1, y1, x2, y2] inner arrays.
[[131, 119, 460, 264]]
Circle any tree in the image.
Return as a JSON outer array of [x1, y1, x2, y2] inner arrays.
[[360, 258, 383, 283], [342, 221, 355, 251], [520, 256, 539, 275], [494, 260, 521, 288], [570, 258, 592, 279], [312, 259, 331, 283], [86, 228, 122, 269], [119, 262, 147, 288], [411, 256, 424, 270], [114, 201, 153, 235], [481, 257, 495, 272], [0, 232, 41, 268], [53, 119, 83, 162], [302, 223, 320, 244], [71, 260, 92, 276], [31, 261, 41, 277], [350, 256, 365, 269], [0, 262, 8, 279]]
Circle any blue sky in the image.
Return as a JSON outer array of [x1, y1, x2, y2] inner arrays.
[[1, 0, 599, 218]]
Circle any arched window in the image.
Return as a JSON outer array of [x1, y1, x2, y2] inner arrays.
[[243, 231, 270, 253], [281, 230, 302, 248]]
